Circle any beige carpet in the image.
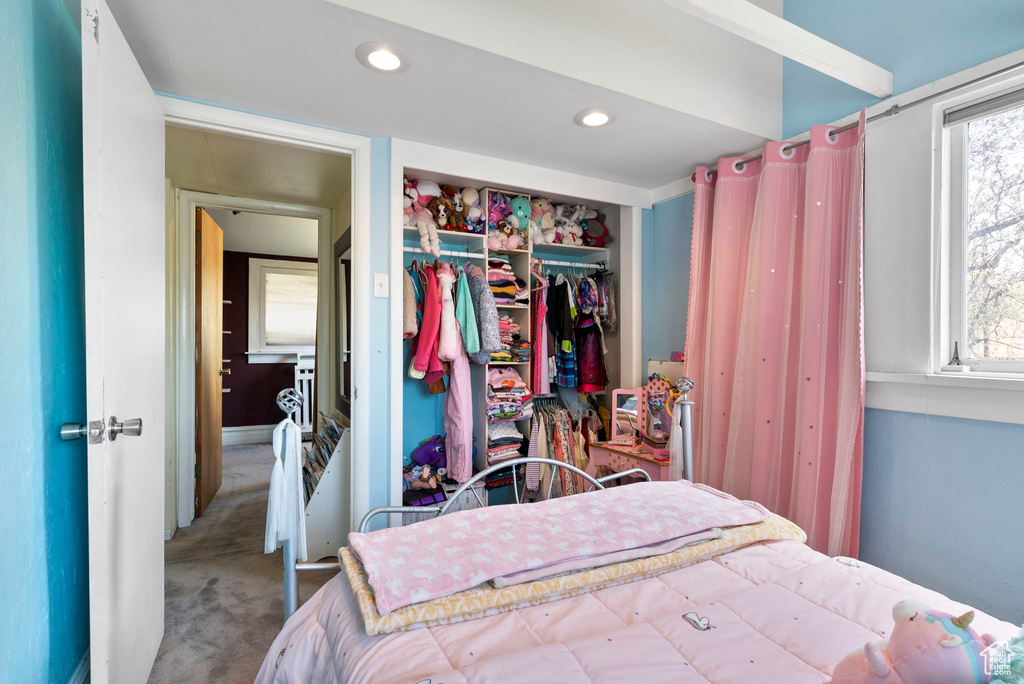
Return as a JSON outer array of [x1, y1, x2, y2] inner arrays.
[[149, 444, 337, 683]]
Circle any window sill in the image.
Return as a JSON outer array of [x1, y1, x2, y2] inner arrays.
[[866, 371, 1024, 426], [245, 351, 313, 365]]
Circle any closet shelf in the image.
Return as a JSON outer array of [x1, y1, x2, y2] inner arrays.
[[490, 247, 530, 256], [495, 304, 528, 310], [532, 242, 609, 261], [488, 361, 529, 365], [403, 226, 484, 247]]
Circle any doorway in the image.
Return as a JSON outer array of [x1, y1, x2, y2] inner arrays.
[[165, 124, 353, 530]]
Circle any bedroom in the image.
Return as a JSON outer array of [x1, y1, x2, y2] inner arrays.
[[2, 0, 1023, 682]]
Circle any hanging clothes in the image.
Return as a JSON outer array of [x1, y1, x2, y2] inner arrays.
[[411, 264, 444, 384], [265, 417, 307, 561], [547, 275, 578, 388], [455, 269, 480, 355], [436, 264, 473, 482], [575, 311, 606, 393], [531, 269, 551, 397], [466, 264, 501, 364]]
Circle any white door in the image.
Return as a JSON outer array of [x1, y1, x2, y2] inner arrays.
[[82, 0, 166, 681]]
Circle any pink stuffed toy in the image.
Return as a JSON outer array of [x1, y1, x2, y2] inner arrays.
[[410, 179, 442, 257], [831, 600, 996, 684]]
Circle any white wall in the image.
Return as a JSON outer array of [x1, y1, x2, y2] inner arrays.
[[206, 209, 318, 258]]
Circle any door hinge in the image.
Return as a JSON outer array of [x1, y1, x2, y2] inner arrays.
[[195, 227, 202, 244], [195, 463, 201, 478]]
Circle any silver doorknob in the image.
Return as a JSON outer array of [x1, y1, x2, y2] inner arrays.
[[108, 416, 143, 440], [61, 420, 105, 443]]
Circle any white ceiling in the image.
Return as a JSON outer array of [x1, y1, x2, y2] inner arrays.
[[165, 125, 351, 207], [206, 209, 319, 259], [112, 0, 782, 190]]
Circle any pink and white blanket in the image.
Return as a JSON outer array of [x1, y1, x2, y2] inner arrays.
[[348, 480, 769, 614]]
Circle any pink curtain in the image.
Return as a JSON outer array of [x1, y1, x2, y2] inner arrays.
[[683, 113, 865, 557]]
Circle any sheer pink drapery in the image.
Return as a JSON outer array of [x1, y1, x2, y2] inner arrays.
[[683, 113, 865, 557]]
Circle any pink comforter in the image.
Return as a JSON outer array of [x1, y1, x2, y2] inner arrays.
[[348, 480, 769, 614], [256, 540, 1016, 683]]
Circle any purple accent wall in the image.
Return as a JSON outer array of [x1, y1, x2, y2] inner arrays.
[[222, 250, 317, 427]]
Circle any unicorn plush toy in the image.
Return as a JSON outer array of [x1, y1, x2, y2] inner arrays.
[[831, 600, 997, 684]]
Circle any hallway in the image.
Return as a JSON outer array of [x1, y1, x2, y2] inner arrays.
[[150, 445, 336, 683]]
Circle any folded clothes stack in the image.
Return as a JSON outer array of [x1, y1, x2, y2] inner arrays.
[[487, 367, 533, 423], [514, 278, 529, 306], [487, 421, 525, 464], [492, 311, 522, 362], [487, 255, 518, 305]]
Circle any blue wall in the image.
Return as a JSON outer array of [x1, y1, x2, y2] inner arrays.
[[862, 410, 1024, 624], [783, 0, 1024, 137], [0, 0, 91, 681], [641, 197, 692, 366]]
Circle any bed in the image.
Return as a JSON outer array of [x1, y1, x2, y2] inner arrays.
[[257, 459, 1016, 683]]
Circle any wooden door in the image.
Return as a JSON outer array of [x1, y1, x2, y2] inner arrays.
[[82, 0, 166, 680], [195, 208, 224, 515]]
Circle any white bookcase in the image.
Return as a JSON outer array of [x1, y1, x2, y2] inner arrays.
[[303, 429, 350, 561]]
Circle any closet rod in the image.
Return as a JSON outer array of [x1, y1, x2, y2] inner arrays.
[[534, 258, 607, 268], [403, 246, 486, 258], [693, 57, 1024, 178]]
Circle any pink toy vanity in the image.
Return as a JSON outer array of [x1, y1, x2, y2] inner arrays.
[[587, 376, 680, 482]]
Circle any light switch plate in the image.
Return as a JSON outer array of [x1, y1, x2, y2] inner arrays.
[[374, 273, 389, 298]]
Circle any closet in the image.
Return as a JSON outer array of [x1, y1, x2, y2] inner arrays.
[[395, 159, 642, 513]]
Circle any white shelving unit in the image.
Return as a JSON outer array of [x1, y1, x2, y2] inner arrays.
[[303, 429, 350, 561], [402, 188, 612, 502]]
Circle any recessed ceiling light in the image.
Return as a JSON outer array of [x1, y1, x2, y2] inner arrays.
[[574, 108, 615, 128], [368, 49, 401, 71], [355, 42, 410, 74]]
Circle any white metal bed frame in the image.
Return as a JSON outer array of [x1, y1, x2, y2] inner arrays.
[[282, 457, 652, 619]]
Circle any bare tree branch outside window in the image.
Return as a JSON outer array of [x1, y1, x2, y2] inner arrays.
[[965, 105, 1024, 360]]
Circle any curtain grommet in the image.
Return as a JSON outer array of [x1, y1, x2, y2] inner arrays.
[[825, 127, 839, 145], [732, 159, 746, 174], [705, 169, 713, 183], [779, 144, 796, 160]]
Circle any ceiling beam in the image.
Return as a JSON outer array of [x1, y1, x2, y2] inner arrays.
[[659, 0, 893, 97]]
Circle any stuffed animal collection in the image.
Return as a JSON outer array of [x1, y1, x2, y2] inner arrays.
[[486, 193, 525, 250], [403, 177, 442, 257], [403, 176, 612, 253], [530, 198, 556, 244], [830, 600, 996, 684]]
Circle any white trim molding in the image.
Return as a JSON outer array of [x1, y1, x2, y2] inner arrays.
[[867, 372, 1024, 426], [862, 48, 1024, 428], [652, 176, 696, 205], [222, 424, 277, 446], [162, 96, 373, 531]]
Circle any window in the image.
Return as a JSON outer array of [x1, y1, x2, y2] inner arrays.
[[248, 257, 318, 355], [946, 91, 1024, 373]]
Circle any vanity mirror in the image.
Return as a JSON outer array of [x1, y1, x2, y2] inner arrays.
[[610, 387, 641, 444]]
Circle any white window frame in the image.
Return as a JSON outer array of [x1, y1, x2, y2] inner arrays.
[[247, 257, 319, 357], [942, 87, 1024, 375]]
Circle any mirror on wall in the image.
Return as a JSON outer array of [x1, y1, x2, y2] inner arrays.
[[611, 388, 641, 443]]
